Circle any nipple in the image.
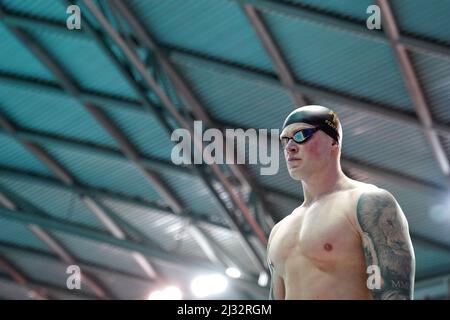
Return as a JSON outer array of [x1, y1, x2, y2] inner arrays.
[[324, 243, 333, 251]]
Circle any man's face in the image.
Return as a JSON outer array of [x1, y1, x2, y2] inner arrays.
[[280, 122, 335, 180]]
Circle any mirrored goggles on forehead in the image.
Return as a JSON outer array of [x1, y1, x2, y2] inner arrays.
[[280, 127, 319, 148]]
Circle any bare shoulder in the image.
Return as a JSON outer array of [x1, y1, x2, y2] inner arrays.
[[343, 181, 399, 231]]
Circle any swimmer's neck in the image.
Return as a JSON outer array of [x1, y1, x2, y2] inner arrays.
[[300, 161, 349, 208]]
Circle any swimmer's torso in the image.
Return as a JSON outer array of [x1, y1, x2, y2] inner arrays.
[[267, 184, 375, 300]]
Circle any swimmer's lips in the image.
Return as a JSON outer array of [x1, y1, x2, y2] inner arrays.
[[287, 157, 302, 167]]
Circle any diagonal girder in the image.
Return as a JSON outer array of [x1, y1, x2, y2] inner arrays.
[[0, 254, 51, 300], [107, 0, 277, 232], [0, 108, 160, 281], [65, 0, 267, 272], [0, 204, 270, 298], [242, 4, 306, 107], [80, 0, 268, 271], [0, 184, 114, 299], [377, 0, 450, 186], [0, 12, 175, 282]]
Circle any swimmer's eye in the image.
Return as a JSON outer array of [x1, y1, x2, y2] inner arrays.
[[281, 128, 319, 148]]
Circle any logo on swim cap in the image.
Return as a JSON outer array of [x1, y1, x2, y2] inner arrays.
[[325, 110, 338, 131], [329, 110, 337, 123]]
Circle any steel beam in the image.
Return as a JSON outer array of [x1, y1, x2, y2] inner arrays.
[[242, 4, 306, 106], [0, 254, 51, 300], [377, 0, 450, 186]]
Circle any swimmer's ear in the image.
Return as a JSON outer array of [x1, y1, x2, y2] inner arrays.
[[331, 140, 340, 152]]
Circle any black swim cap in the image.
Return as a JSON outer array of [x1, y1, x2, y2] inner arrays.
[[282, 105, 340, 143]]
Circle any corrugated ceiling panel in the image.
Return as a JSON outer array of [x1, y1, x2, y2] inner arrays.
[[172, 54, 293, 129], [281, 0, 374, 21], [2, 0, 67, 22], [0, 83, 118, 148], [101, 106, 173, 161], [410, 51, 450, 124], [0, 24, 55, 81], [0, 133, 52, 175], [0, 250, 87, 295], [414, 243, 450, 277], [392, 0, 450, 45], [42, 144, 162, 202], [128, 0, 274, 73], [158, 170, 225, 221], [263, 10, 412, 111], [0, 280, 30, 300], [311, 96, 448, 188], [82, 268, 152, 300], [0, 216, 51, 252], [100, 198, 211, 261], [440, 134, 450, 161], [0, 176, 108, 231], [20, 26, 138, 99], [198, 221, 261, 275], [50, 231, 151, 279]]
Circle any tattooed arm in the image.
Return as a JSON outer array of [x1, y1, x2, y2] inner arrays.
[[356, 189, 415, 300]]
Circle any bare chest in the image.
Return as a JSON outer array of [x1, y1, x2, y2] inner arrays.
[[268, 197, 362, 274]]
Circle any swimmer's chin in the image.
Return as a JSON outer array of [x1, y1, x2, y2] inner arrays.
[[287, 168, 304, 181]]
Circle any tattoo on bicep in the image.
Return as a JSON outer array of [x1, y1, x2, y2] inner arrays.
[[357, 192, 414, 300]]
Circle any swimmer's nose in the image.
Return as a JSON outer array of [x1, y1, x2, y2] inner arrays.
[[286, 139, 299, 154]]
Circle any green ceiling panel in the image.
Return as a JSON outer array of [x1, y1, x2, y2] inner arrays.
[[281, 0, 375, 21], [22, 26, 139, 99], [312, 96, 448, 188], [0, 83, 118, 148], [42, 144, 163, 203], [128, 0, 274, 73], [410, 51, 450, 124], [0, 216, 52, 253], [1, 0, 67, 22], [0, 176, 108, 232], [392, 0, 450, 45], [0, 133, 53, 175], [101, 106, 174, 161], [263, 10, 412, 111], [0, 23, 55, 81], [173, 53, 293, 129]]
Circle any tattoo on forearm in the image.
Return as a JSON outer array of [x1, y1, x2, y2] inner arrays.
[[357, 191, 415, 300]]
